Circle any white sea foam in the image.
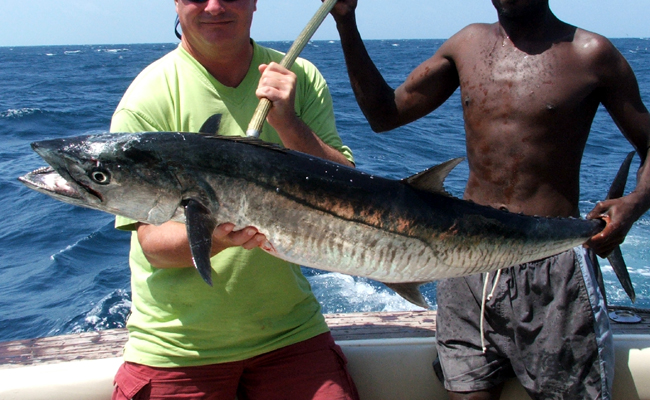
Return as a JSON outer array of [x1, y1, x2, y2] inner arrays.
[[309, 272, 425, 313], [1, 108, 41, 118], [70, 290, 132, 333], [102, 48, 129, 54]]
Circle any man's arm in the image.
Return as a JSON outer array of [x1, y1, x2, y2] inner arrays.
[[586, 36, 650, 256], [136, 222, 267, 269], [257, 62, 354, 167], [331, 0, 460, 132], [112, 93, 269, 269], [139, 59, 352, 269]]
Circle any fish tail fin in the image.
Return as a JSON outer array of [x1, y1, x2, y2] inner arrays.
[[607, 247, 636, 303], [602, 151, 637, 303], [606, 151, 635, 200]]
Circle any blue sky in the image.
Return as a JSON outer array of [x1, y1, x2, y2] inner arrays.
[[1, 0, 649, 47]]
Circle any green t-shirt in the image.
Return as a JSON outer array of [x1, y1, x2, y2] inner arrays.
[[110, 42, 353, 367]]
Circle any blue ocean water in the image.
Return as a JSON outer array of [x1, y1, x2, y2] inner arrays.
[[0, 39, 649, 342]]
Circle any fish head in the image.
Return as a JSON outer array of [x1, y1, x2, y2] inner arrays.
[[19, 133, 184, 225]]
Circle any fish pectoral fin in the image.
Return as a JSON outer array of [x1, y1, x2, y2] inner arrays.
[[402, 157, 464, 196], [383, 282, 430, 309], [607, 246, 636, 303], [184, 199, 217, 286]]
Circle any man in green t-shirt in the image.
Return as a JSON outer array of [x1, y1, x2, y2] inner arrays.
[[110, 1, 359, 399]]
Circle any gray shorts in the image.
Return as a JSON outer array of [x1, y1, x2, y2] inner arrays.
[[435, 247, 613, 400]]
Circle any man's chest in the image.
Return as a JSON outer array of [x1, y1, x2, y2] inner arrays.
[[456, 44, 599, 119]]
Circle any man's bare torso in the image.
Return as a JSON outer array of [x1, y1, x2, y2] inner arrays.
[[448, 23, 607, 218]]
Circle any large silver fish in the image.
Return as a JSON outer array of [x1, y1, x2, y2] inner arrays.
[[19, 115, 611, 308]]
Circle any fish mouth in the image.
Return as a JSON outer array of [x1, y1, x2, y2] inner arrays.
[[18, 166, 102, 205], [19, 137, 104, 205]]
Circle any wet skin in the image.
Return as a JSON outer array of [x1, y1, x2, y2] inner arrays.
[[331, 0, 650, 258], [331, 0, 650, 397]]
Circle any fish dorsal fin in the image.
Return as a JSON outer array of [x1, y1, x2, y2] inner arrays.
[[198, 114, 223, 135], [196, 113, 288, 154], [402, 157, 464, 196], [207, 134, 290, 154]]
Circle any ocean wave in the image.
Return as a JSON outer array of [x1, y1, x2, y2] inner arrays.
[[0, 108, 42, 119], [635, 218, 650, 227], [50, 230, 102, 261], [309, 272, 429, 313], [98, 48, 130, 54], [600, 263, 650, 276], [49, 219, 128, 263], [2, 39, 649, 342], [63, 289, 131, 334]]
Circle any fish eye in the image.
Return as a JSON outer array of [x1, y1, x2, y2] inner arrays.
[[89, 168, 111, 185]]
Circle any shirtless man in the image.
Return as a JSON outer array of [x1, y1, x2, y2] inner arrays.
[[330, 0, 650, 399]]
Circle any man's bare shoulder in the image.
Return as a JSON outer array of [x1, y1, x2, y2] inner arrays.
[[571, 28, 620, 61], [463, 22, 498, 33], [570, 28, 629, 79], [438, 23, 498, 55], [449, 23, 497, 42]]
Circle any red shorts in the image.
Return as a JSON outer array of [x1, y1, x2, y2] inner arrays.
[[112, 332, 359, 400]]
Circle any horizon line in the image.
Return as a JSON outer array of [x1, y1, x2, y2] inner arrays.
[[2, 37, 649, 49]]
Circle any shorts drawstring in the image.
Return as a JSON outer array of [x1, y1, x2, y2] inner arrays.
[[480, 269, 503, 353]]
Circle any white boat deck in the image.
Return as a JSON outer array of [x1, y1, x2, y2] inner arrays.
[[1, 309, 649, 400]]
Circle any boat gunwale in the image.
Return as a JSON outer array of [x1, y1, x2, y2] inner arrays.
[[1, 308, 649, 369]]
